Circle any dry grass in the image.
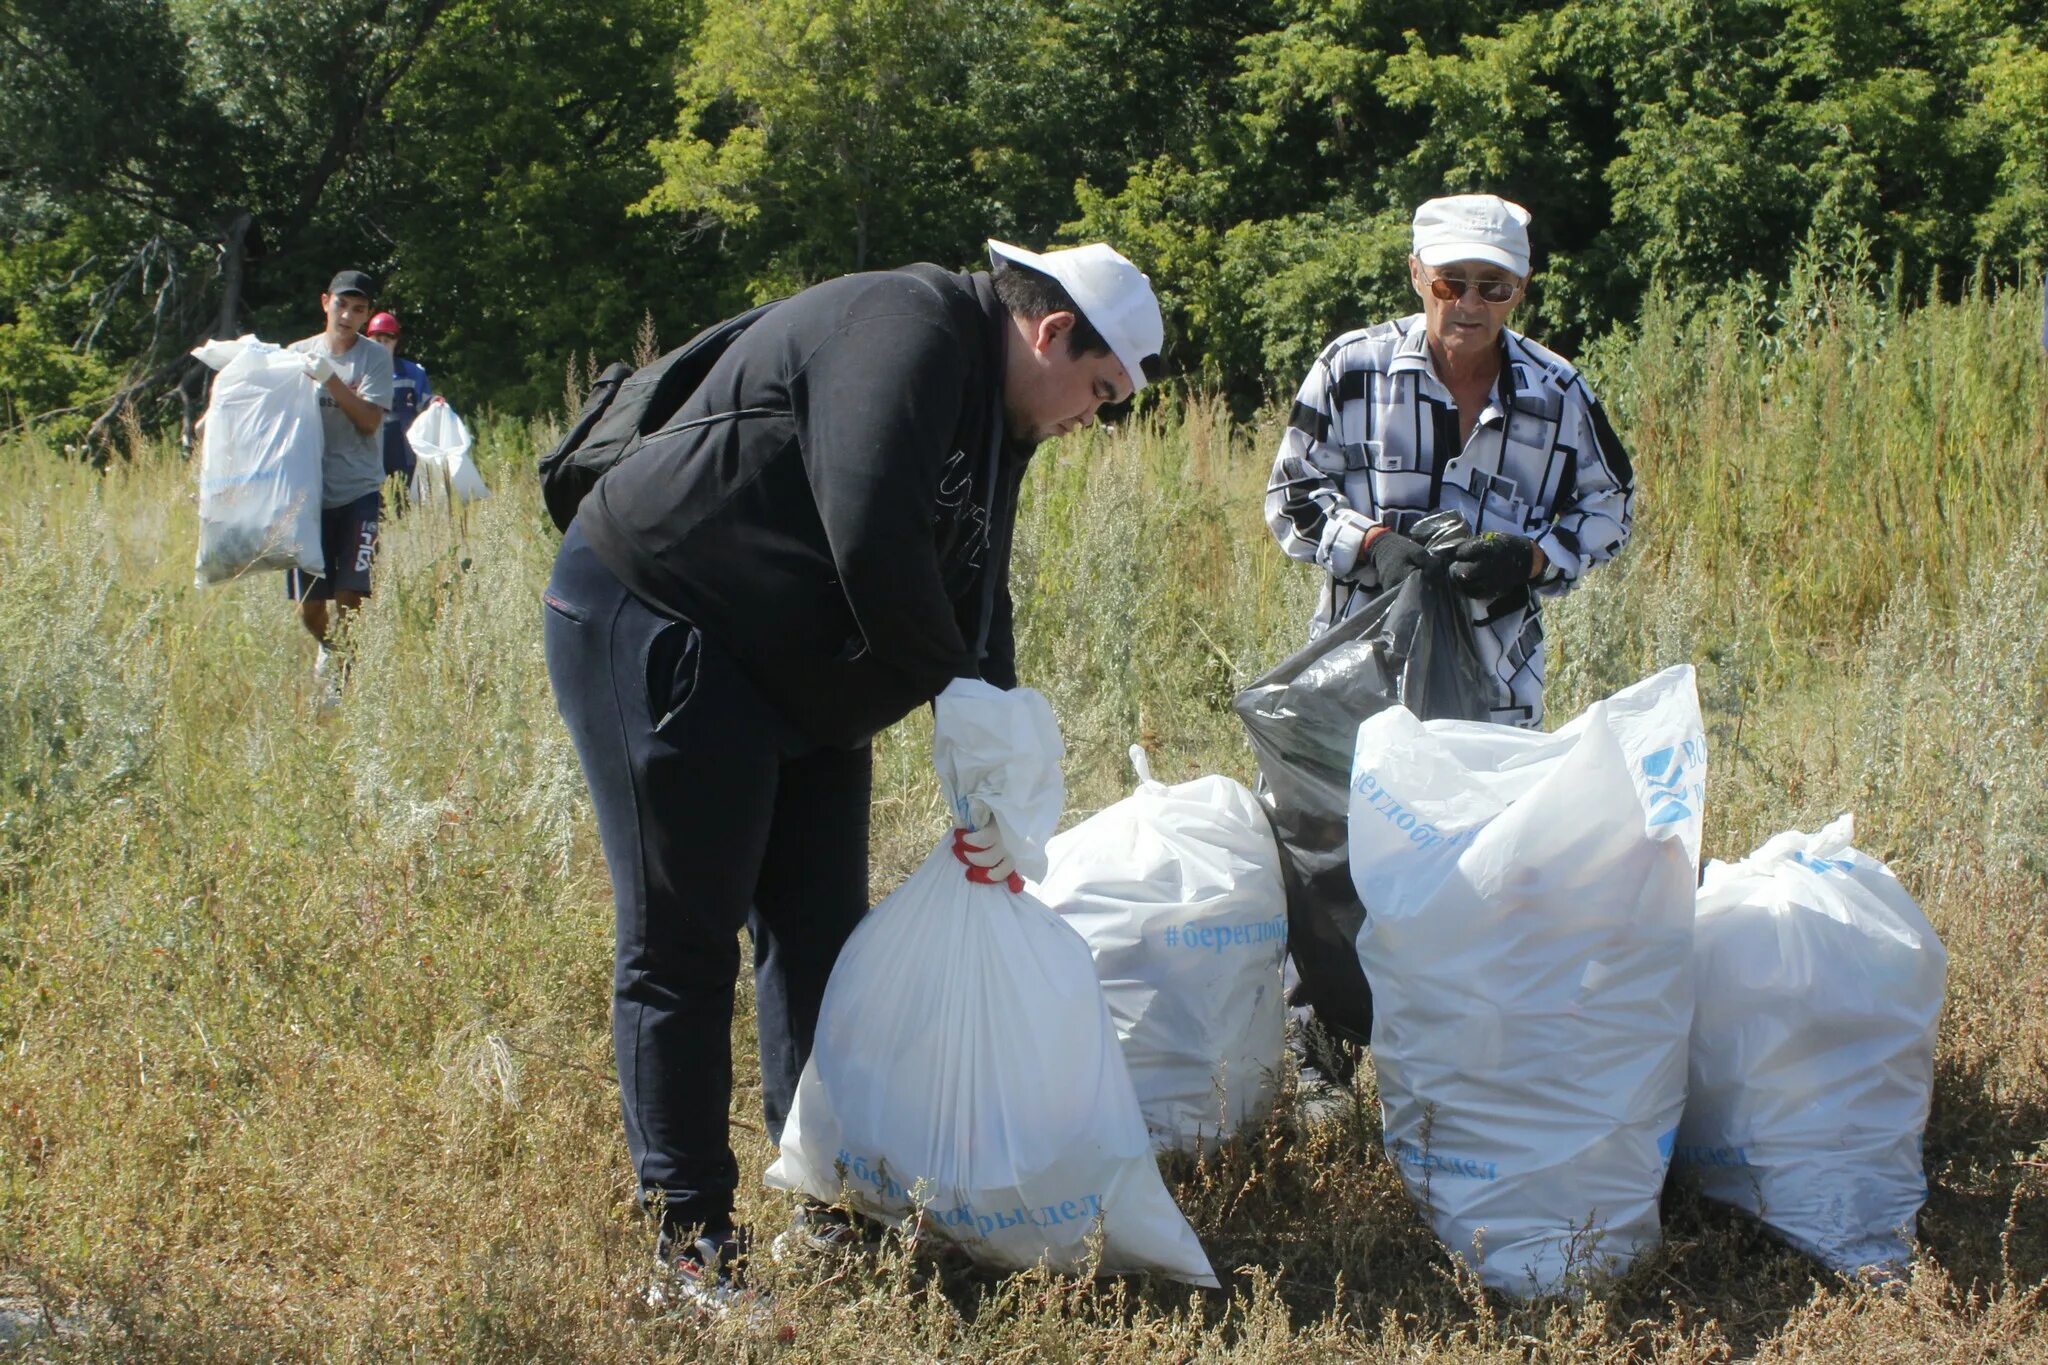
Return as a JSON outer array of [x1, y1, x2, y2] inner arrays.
[[1, 280, 2045, 1360]]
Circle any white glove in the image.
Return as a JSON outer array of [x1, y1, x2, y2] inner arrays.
[[952, 821, 1020, 892], [302, 351, 336, 385]]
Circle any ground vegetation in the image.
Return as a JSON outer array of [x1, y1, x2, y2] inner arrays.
[[0, 267, 2043, 1360]]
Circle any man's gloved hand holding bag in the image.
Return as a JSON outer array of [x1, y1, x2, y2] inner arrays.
[[1447, 530, 1539, 599], [1360, 524, 1435, 589]]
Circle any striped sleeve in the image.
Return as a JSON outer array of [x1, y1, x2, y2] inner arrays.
[[1533, 378, 1635, 599], [1266, 350, 1376, 580]]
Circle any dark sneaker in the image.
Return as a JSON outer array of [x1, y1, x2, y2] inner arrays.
[[770, 1198, 884, 1262], [648, 1229, 760, 1319]]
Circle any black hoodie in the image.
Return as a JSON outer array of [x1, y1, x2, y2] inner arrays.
[[576, 264, 1027, 749]]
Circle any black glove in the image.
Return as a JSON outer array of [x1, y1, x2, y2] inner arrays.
[[1447, 530, 1538, 599], [1363, 529, 1435, 589]]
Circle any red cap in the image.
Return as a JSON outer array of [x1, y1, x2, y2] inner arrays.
[[366, 311, 401, 337]]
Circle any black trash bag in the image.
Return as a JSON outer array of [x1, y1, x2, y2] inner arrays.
[[1233, 524, 1496, 1051]]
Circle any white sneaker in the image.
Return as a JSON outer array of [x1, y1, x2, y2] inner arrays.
[[312, 647, 343, 712]]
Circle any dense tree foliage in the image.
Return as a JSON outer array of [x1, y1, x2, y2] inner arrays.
[[2, 0, 2044, 443]]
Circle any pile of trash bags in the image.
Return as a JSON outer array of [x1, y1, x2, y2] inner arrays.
[[1338, 662, 1944, 1294], [1232, 535, 1946, 1295], [763, 509, 1948, 1298]]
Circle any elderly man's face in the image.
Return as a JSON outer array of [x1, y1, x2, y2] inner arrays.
[[1410, 256, 1523, 370]]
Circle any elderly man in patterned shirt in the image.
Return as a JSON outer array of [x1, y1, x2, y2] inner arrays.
[[1266, 194, 1635, 728]]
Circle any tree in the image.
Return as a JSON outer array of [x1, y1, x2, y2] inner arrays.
[[1966, 31, 2048, 262], [1072, 0, 2048, 400], [6, 0, 2046, 432], [367, 0, 706, 415], [0, 0, 455, 452], [638, 0, 1022, 295]]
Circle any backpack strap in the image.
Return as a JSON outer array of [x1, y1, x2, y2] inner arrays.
[[536, 300, 784, 532]]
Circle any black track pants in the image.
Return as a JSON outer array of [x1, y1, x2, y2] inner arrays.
[[542, 519, 872, 1238]]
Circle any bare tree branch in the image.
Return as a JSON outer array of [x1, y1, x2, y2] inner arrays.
[[83, 343, 208, 460]]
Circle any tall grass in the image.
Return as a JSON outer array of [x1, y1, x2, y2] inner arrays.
[[1581, 250, 2048, 645], [1, 281, 2045, 1360]]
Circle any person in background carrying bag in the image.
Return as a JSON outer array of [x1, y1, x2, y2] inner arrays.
[[285, 270, 394, 708], [540, 240, 1164, 1313]]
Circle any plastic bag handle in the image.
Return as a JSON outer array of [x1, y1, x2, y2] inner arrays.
[[1806, 812, 1855, 860], [1745, 812, 1857, 873], [1128, 744, 1156, 788]]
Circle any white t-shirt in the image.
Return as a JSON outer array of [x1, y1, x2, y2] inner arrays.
[[290, 332, 394, 507]]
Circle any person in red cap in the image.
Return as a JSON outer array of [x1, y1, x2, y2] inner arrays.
[[364, 310, 436, 490]]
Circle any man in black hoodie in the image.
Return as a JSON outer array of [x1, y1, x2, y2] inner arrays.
[[542, 239, 1164, 1309]]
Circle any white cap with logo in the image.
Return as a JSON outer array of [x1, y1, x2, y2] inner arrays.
[[986, 239, 1164, 392], [1412, 194, 1534, 278]]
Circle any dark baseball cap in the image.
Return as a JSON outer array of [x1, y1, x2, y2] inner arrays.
[[326, 269, 376, 299]]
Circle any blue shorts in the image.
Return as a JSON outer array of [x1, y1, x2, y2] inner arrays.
[[285, 490, 381, 600]]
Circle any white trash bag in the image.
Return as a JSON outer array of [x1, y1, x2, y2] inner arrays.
[[1677, 814, 1946, 1277], [1032, 745, 1287, 1150], [407, 401, 491, 504], [191, 335, 324, 585], [1349, 664, 1705, 1296], [766, 680, 1217, 1286]]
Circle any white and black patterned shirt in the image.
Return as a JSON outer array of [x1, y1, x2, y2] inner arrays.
[[1266, 315, 1634, 727]]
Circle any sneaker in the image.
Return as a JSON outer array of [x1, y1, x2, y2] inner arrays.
[[770, 1199, 884, 1262], [312, 647, 343, 713], [648, 1229, 760, 1320]]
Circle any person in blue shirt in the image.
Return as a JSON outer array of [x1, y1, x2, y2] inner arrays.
[[366, 311, 434, 487]]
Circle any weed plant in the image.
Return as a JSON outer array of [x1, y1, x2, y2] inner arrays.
[[1, 281, 2045, 1360]]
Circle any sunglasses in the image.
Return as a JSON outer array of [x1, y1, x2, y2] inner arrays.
[[1426, 273, 1520, 304]]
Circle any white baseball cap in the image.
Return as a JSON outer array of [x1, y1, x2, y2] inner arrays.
[[986, 239, 1164, 392], [1412, 194, 1533, 277]]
